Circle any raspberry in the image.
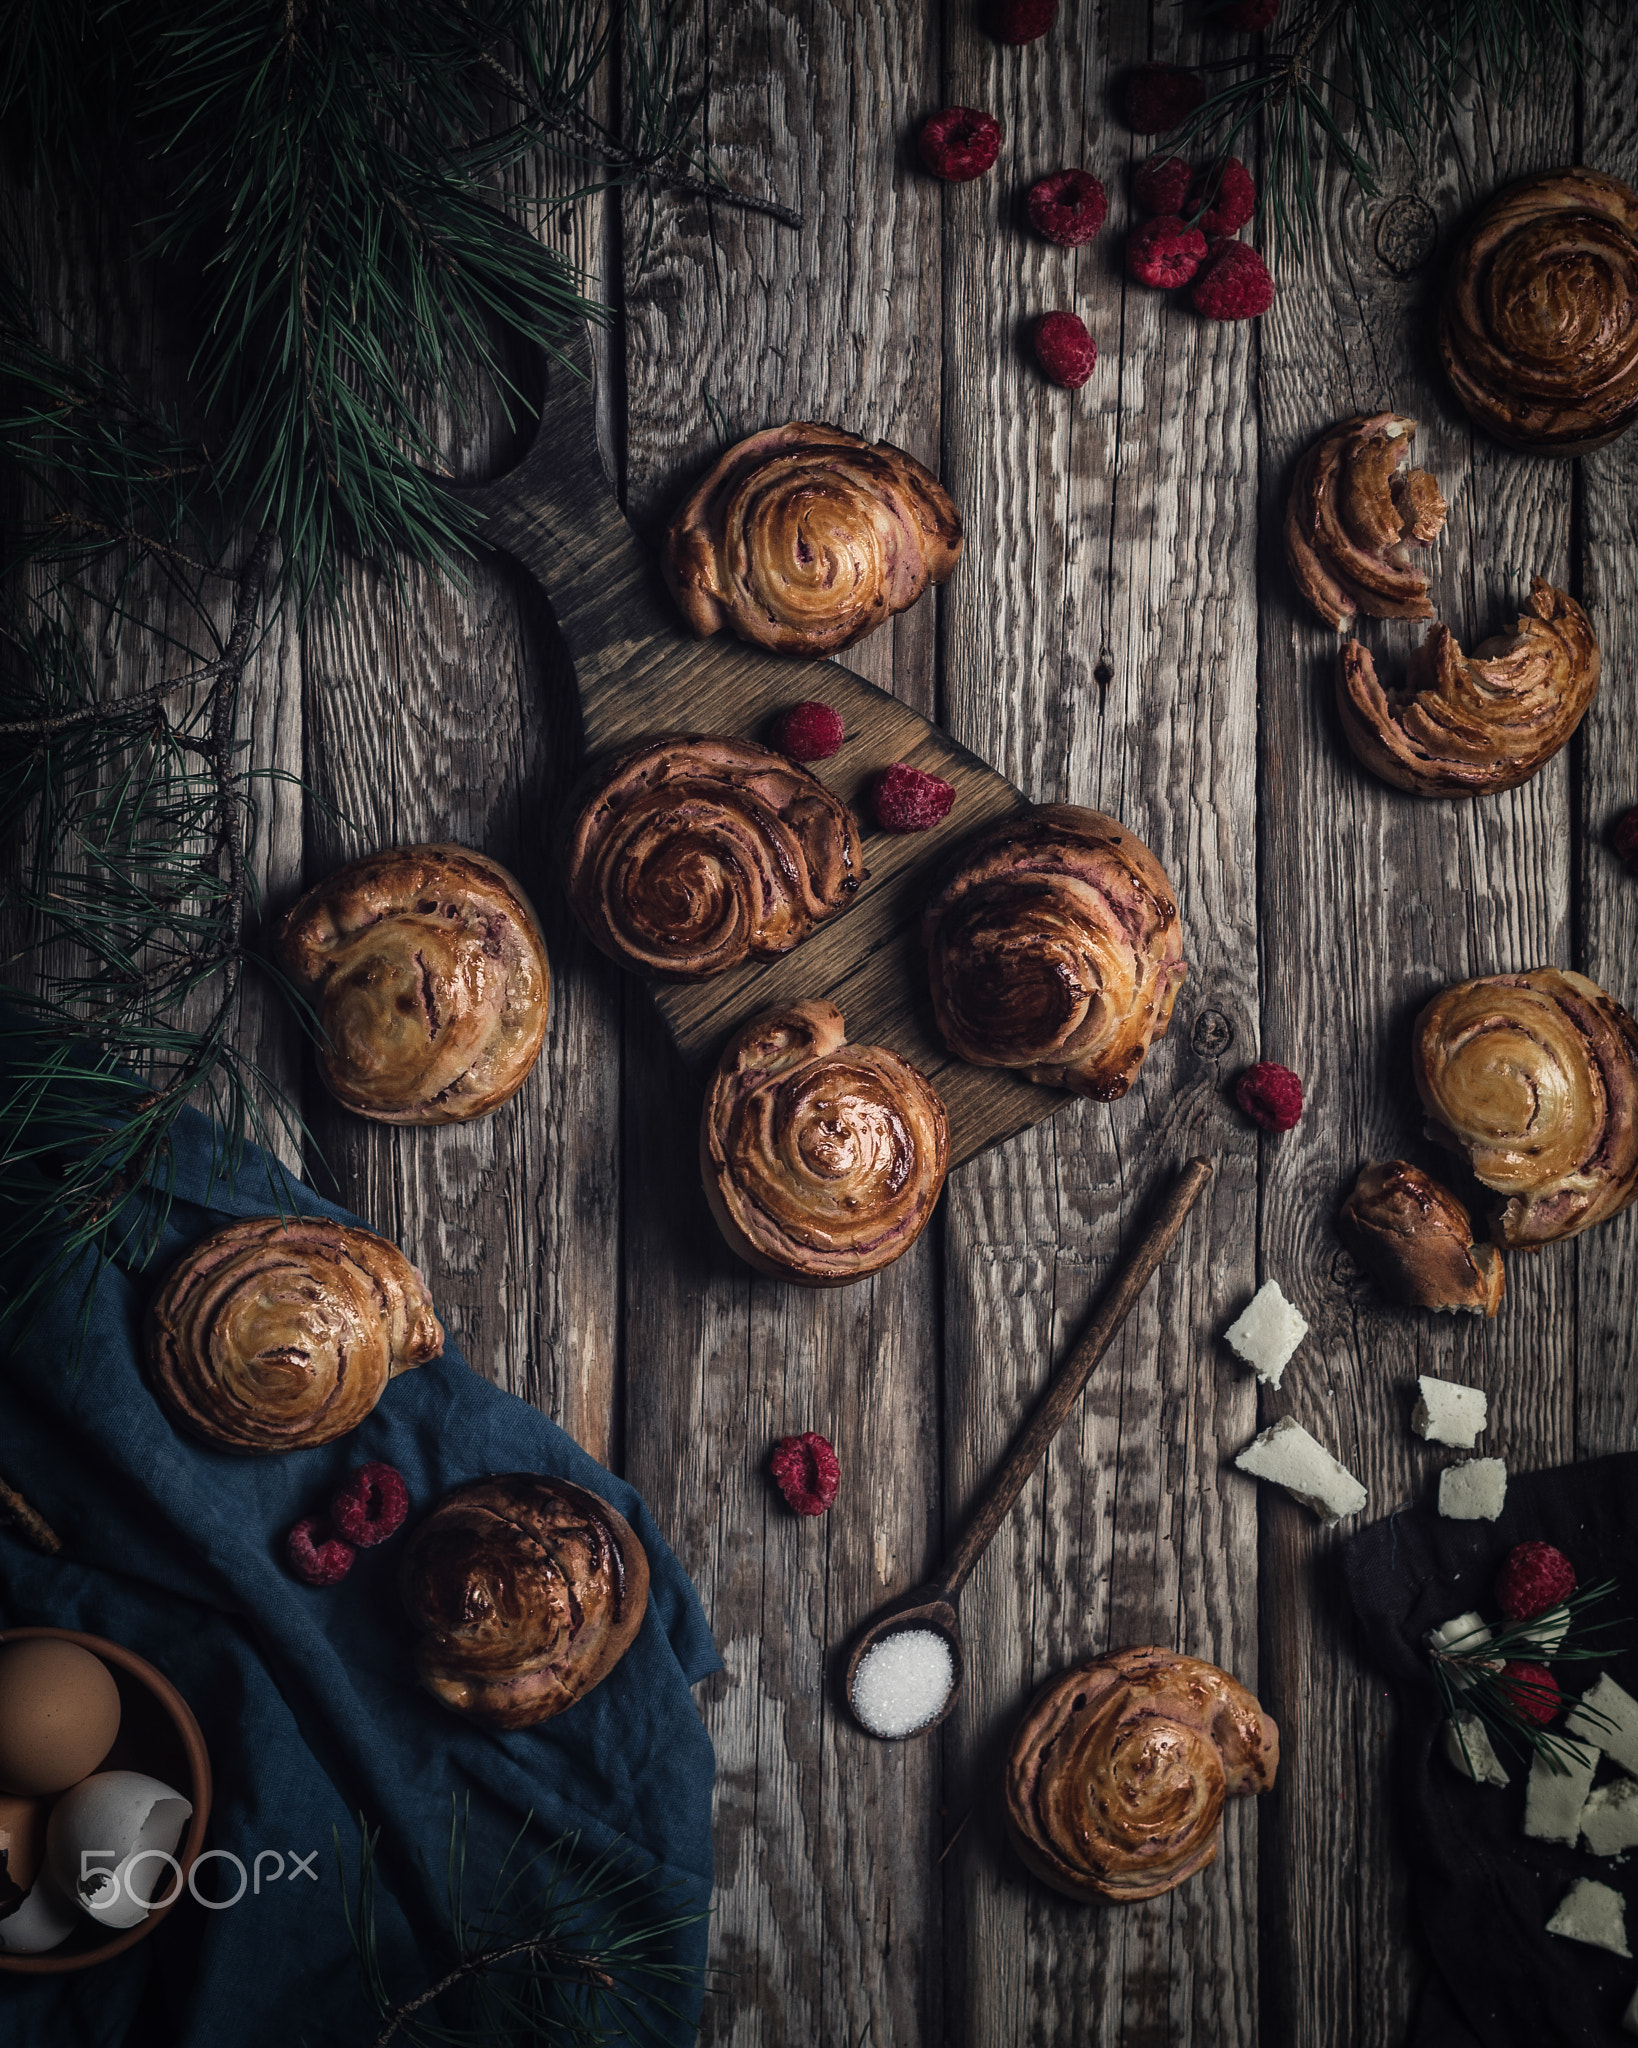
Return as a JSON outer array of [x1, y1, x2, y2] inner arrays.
[[1235, 1061, 1302, 1132], [1032, 310, 1097, 389], [992, 0, 1056, 42], [871, 762, 957, 832], [1192, 237, 1276, 319], [1026, 169, 1108, 247], [918, 107, 1002, 183], [770, 1433, 841, 1516], [1221, 0, 1280, 26], [1498, 1662, 1561, 1726], [1194, 157, 1257, 236], [1495, 1542, 1576, 1621], [771, 700, 845, 762], [1118, 62, 1207, 135], [1134, 154, 1194, 216], [1615, 805, 1638, 870], [331, 1461, 411, 1548], [286, 1516, 355, 1586], [1126, 217, 1209, 290]]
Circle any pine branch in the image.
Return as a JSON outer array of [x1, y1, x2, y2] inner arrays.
[[1428, 1580, 1625, 1771]]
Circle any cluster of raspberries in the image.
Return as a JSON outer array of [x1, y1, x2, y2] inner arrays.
[[1127, 147, 1274, 320], [285, 1461, 412, 1586], [1492, 1542, 1579, 1727], [768, 702, 956, 834]]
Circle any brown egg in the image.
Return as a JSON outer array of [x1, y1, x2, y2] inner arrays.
[[0, 1640, 122, 1796], [0, 1790, 48, 1892]]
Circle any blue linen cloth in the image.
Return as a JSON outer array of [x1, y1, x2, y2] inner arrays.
[[0, 1099, 719, 2047]]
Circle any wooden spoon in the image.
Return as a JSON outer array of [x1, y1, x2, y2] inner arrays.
[[452, 330, 1070, 1171], [843, 1157, 1214, 1740]]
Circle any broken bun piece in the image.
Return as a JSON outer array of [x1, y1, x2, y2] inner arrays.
[[1339, 1161, 1504, 1317], [661, 423, 962, 654], [1003, 1648, 1279, 1903], [1338, 577, 1599, 797], [1441, 167, 1638, 455], [701, 1000, 950, 1287], [1414, 969, 1638, 1248], [921, 804, 1186, 1099], [1284, 412, 1448, 631]]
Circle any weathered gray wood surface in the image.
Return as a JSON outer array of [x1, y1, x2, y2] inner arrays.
[[10, 2, 1638, 2042]]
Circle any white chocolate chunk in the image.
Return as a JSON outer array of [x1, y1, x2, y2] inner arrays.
[[1568, 1673, 1638, 1777], [1513, 1603, 1571, 1656], [1524, 1739, 1600, 1844], [1234, 1417, 1366, 1522], [1223, 1281, 1310, 1388], [1443, 1713, 1510, 1786], [1437, 1458, 1507, 1521], [1425, 1613, 1499, 1691], [1547, 1878, 1631, 1958], [1412, 1375, 1488, 1449], [1623, 1982, 1638, 2037], [1583, 1778, 1638, 1856]]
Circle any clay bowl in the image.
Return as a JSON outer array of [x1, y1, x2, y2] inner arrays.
[[0, 1626, 212, 1974]]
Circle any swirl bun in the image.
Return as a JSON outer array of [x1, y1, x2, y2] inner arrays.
[[1284, 413, 1448, 631], [1339, 1161, 1504, 1317], [1414, 969, 1638, 1248], [276, 845, 549, 1124], [1440, 167, 1638, 454], [921, 804, 1186, 1099], [147, 1217, 443, 1453], [661, 423, 963, 654], [701, 1000, 950, 1286], [564, 736, 862, 980], [1338, 577, 1598, 797], [1004, 1648, 1279, 1904], [400, 1474, 649, 1728]]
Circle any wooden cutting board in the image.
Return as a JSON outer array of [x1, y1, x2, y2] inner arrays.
[[453, 331, 1069, 1171]]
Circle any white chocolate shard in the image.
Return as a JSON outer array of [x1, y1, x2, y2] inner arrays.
[[1223, 1281, 1309, 1388], [1547, 1878, 1631, 1958], [1234, 1417, 1366, 1522], [1443, 1713, 1509, 1786], [1524, 1739, 1599, 1845], [1412, 1375, 1488, 1449], [1437, 1458, 1507, 1521], [1567, 1673, 1638, 1778]]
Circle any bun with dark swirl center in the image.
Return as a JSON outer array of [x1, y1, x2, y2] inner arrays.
[[400, 1474, 650, 1728], [701, 999, 950, 1286], [1004, 1648, 1279, 1903], [563, 736, 862, 980], [276, 844, 549, 1124], [921, 804, 1186, 1099]]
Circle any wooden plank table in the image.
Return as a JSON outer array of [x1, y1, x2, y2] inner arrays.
[[12, 3, 1638, 2040]]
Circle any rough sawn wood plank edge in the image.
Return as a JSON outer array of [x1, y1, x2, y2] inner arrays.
[[448, 330, 1076, 1172]]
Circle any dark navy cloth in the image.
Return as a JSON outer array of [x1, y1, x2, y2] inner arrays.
[[0, 1103, 719, 2046]]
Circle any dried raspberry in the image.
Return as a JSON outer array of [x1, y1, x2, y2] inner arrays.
[[331, 1461, 411, 1548], [770, 1433, 841, 1516], [1498, 1662, 1561, 1726], [1495, 1542, 1577, 1621], [1192, 236, 1276, 319], [1615, 805, 1638, 870], [1235, 1061, 1302, 1132], [286, 1516, 355, 1587], [1032, 310, 1097, 389], [1220, 0, 1280, 27], [1193, 157, 1257, 236], [1118, 62, 1207, 136], [1026, 169, 1108, 247], [771, 700, 845, 762], [1134, 154, 1194, 216], [992, 0, 1056, 42], [1126, 216, 1209, 290], [918, 107, 1002, 183], [871, 762, 957, 833]]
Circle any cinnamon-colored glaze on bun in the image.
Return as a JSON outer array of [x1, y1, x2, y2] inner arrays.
[[1339, 1161, 1504, 1317], [921, 804, 1186, 1099], [1284, 413, 1448, 631], [1338, 578, 1598, 797], [1414, 969, 1638, 1248], [661, 423, 963, 654], [1440, 167, 1638, 454], [1004, 1648, 1279, 1904], [276, 844, 549, 1124], [400, 1474, 649, 1728], [147, 1217, 443, 1453], [563, 736, 862, 980], [701, 1000, 950, 1286]]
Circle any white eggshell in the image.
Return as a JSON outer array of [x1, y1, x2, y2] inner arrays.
[[45, 1770, 192, 1930], [0, 1873, 80, 1953]]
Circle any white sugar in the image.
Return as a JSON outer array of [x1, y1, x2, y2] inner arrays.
[[851, 1629, 954, 1737]]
